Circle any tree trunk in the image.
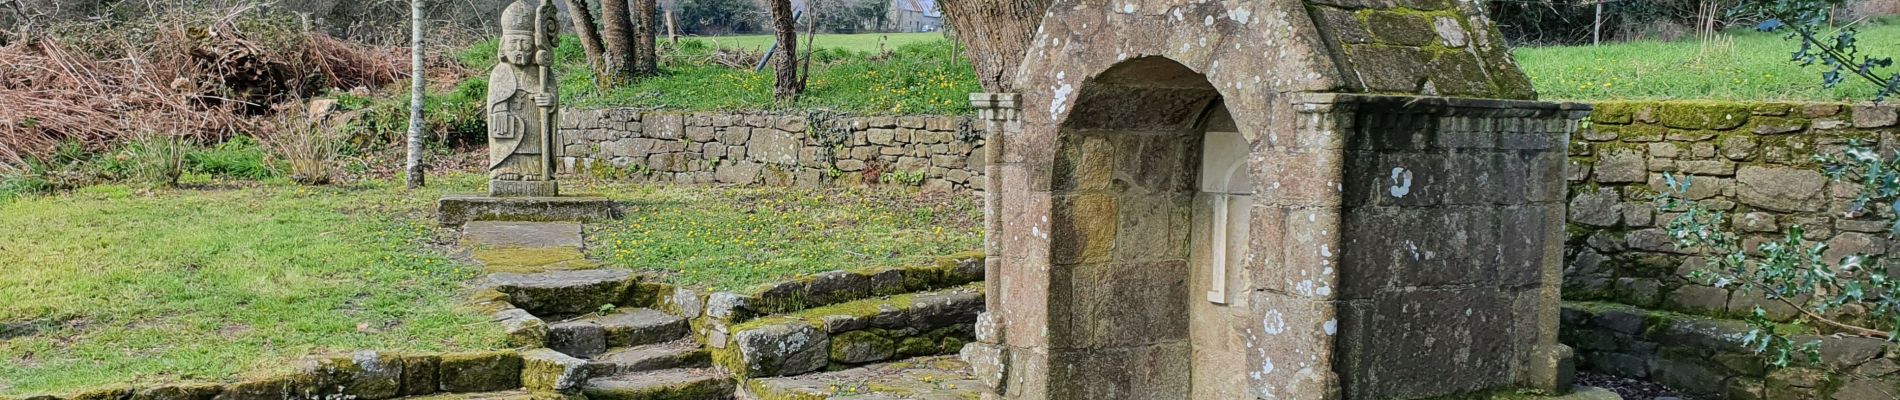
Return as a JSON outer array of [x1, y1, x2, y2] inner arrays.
[[664, 8, 678, 45], [939, 0, 1051, 93], [633, 0, 657, 76], [599, 0, 637, 85], [770, 0, 799, 102], [562, 0, 609, 88], [405, 0, 427, 189]]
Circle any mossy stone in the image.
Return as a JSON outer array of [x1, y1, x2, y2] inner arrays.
[[1361, 11, 1439, 47], [1591, 102, 1638, 124], [438, 351, 524, 393], [829, 330, 897, 364], [1656, 102, 1753, 131], [130, 384, 222, 400], [400, 354, 442, 396], [66, 388, 131, 400]]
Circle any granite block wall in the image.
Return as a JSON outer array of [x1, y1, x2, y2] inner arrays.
[[1562, 100, 1900, 399], [554, 109, 985, 191]]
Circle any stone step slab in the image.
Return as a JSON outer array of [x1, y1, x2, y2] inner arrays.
[[738, 356, 983, 400], [393, 390, 534, 400], [548, 308, 690, 358], [713, 284, 982, 378], [484, 269, 634, 317], [580, 369, 735, 400], [584, 340, 711, 376]]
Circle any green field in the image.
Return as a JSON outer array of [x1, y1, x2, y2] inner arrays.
[[0, 172, 982, 395], [685, 32, 949, 53], [0, 177, 505, 396], [1515, 19, 1900, 102], [585, 183, 983, 291]]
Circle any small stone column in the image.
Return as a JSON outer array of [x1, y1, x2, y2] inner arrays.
[[963, 92, 1019, 398]]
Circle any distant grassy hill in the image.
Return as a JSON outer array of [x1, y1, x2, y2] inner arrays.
[[1514, 18, 1900, 102]]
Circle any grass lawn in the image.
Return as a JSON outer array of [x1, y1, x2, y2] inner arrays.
[[0, 176, 505, 396], [0, 171, 983, 395], [1515, 18, 1900, 102], [684, 32, 949, 53], [580, 182, 983, 291]]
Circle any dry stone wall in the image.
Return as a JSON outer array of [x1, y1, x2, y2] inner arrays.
[[1562, 100, 1900, 399], [554, 109, 986, 191]]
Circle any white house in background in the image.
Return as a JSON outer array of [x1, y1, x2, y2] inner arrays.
[[887, 0, 941, 32]]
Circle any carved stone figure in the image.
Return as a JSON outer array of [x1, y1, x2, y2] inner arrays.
[[487, 0, 560, 196]]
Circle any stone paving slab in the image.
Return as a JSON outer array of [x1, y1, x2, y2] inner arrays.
[[741, 356, 983, 400], [461, 221, 598, 273], [464, 221, 584, 249]]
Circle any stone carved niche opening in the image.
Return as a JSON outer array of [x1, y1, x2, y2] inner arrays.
[[1041, 56, 1254, 400]]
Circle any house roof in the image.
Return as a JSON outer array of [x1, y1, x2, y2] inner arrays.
[[894, 0, 941, 17]]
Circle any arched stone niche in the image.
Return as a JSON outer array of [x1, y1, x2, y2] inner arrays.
[[964, 1, 1593, 399]]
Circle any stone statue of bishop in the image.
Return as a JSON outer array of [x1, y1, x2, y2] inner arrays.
[[487, 0, 560, 196]]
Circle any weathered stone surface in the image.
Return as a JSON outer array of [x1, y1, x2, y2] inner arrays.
[[1595, 148, 1647, 183], [728, 321, 829, 378], [1852, 105, 1898, 128], [585, 340, 709, 376], [1736, 166, 1827, 212], [484, 269, 633, 317], [520, 348, 589, 393], [131, 384, 223, 400], [493, 308, 548, 347], [580, 369, 733, 400], [438, 351, 524, 393], [829, 330, 897, 364], [1570, 189, 1622, 227], [742, 356, 982, 400], [436, 196, 622, 227]]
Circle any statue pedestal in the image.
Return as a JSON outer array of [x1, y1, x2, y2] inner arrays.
[[436, 194, 621, 227], [489, 179, 560, 197]]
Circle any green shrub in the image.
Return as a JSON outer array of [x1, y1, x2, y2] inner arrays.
[[187, 136, 276, 179]]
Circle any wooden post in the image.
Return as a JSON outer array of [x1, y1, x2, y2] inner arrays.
[[1593, 0, 1603, 46]]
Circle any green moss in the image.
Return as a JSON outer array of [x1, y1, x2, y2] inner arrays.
[[829, 330, 898, 363], [1655, 101, 1754, 130], [1358, 11, 1439, 47], [1591, 102, 1640, 124], [471, 247, 598, 273]]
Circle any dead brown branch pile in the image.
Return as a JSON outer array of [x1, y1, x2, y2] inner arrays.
[[0, 8, 458, 168]]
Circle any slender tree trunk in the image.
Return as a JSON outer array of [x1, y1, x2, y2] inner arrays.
[[664, 7, 678, 45], [770, 0, 799, 102], [634, 0, 657, 76], [562, 0, 609, 88], [938, 0, 1051, 92], [405, 0, 427, 189], [599, 0, 637, 85]]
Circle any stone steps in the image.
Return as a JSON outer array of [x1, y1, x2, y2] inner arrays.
[[737, 356, 983, 399], [549, 307, 691, 358], [580, 368, 735, 400], [483, 269, 636, 317], [584, 339, 711, 376], [712, 284, 982, 378], [392, 390, 534, 400]]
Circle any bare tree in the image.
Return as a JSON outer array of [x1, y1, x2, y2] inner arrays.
[[405, 0, 427, 189], [600, 0, 637, 85], [769, 0, 799, 102], [939, 0, 1051, 92], [562, 0, 609, 87]]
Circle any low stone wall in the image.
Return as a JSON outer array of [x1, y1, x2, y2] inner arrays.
[[1565, 100, 1898, 318], [1561, 100, 1900, 398], [555, 109, 985, 191], [1563, 302, 1900, 399]]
